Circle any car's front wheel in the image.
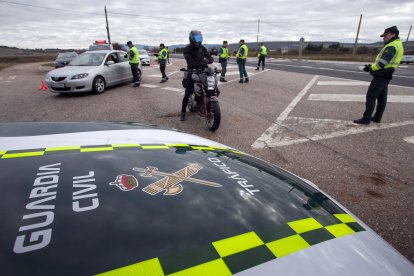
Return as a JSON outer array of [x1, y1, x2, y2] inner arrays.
[[92, 76, 106, 94]]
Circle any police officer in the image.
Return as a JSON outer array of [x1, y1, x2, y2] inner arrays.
[[218, 41, 230, 82], [180, 30, 213, 121], [235, 39, 249, 83], [158, 44, 169, 83], [354, 26, 404, 124], [125, 41, 140, 87], [256, 42, 267, 70]]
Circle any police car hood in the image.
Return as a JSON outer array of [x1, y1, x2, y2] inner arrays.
[[0, 122, 413, 276]]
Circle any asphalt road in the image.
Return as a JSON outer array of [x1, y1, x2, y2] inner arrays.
[[0, 59, 413, 262]]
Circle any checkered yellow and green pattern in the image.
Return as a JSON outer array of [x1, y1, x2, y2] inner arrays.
[[98, 214, 365, 276], [0, 144, 244, 159]]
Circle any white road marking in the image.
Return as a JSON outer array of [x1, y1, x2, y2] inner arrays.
[[320, 75, 414, 90], [317, 81, 369, 86], [224, 70, 254, 76], [403, 136, 414, 144], [218, 69, 270, 86], [161, 87, 184, 92], [308, 94, 414, 103], [267, 119, 414, 147], [252, 75, 319, 149], [147, 71, 179, 77], [7, 76, 16, 80], [140, 84, 159, 88], [0, 81, 11, 84]]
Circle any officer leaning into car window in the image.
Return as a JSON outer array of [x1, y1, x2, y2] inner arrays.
[[218, 41, 230, 82], [125, 41, 140, 87], [157, 44, 169, 83], [353, 26, 404, 125], [256, 42, 267, 70], [235, 39, 249, 83]]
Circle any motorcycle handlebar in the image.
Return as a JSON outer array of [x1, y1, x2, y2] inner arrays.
[[180, 68, 222, 74]]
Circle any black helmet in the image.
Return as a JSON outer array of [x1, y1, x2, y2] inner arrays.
[[189, 30, 203, 46]]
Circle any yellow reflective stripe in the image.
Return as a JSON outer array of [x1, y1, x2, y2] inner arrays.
[[191, 146, 213, 151], [325, 224, 355, 238], [334, 214, 356, 223], [2, 151, 45, 158], [97, 258, 164, 276], [287, 217, 323, 233], [45, 146, 81, 151], [266, 234, 310, 257], [0, 151, 6, 155], [141, 146, 170, 149], [166, 144, 190, 147], [170, 259, 230, 276], [213, 232, 264, 257], [80, 147, 114, 152], [112, 144, 141, 148], [210, 146, 228, 150]]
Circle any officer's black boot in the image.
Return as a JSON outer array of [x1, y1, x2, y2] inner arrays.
[[239, 79, 244, 83], [180, 112, 186, 121]]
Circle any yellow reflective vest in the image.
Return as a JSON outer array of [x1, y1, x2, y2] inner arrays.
[[236, 44, 248, 59], [158, 48, 168, 61], [258, 45, 267, 57], [220, 47, 229, 59], [128, 46, 140, 64], [371, 39, 403, 71]]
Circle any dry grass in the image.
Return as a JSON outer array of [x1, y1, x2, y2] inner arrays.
[[266, 53, 375, 62], [0, 55, 55, 71]]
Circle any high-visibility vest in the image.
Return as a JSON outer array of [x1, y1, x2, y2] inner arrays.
[[158, 48, 168, 61], [220, 47, 229, 59], [128, 46, 139, 64], [258, 45, 267, 57], [236, 44, 248, 59], [371, 39, 403, 71]]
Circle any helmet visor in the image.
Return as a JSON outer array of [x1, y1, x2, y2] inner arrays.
[[192, 35, 203, 43]]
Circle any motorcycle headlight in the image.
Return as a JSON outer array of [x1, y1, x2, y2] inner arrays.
[[71, 73, 88, 80], [207, 76, 216, 88]]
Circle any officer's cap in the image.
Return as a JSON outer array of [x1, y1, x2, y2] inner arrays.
[[380, 26, 399, 37], [127, 41, 133, 45]]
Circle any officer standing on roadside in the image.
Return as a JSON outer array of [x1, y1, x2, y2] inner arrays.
[[235, 39, 249, 83], [353, 26, 404, 124], [125, 41, 140, 87], [256, 42, 267, 70], [218, 41, 230, 82], [157, 43, 169, 83]]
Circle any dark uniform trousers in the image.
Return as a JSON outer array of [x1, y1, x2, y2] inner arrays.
[[363, 76, 390, 122], [237, 59, 248, 80], [130, 63, 139, 83], [220, 59, 227, 80], [258, 55, 265, 69], [160, 63, 167, 79]]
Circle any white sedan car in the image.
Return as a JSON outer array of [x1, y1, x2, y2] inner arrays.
[[139, 49, 151, 66], [45, 50, 142, 94]]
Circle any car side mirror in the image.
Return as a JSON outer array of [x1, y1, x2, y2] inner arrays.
[[106, 60, 115, 65]]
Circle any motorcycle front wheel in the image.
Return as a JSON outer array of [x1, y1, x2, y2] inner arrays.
[[187, 94, 196, 112], [205, 100, 221, 131]]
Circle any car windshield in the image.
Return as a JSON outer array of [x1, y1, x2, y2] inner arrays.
[[69, 53, 106, 66], [57, 52, 77, 59], [139, 50, 148, 55]]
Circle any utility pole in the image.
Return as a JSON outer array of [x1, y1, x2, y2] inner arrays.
[[257, 19, 260, 43], [352, 14, 362, 56], [406, 25, 412, 46], [105, 6, 111, 44]]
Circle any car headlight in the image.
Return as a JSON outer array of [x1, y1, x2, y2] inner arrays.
[[71, 73, 88, 80]]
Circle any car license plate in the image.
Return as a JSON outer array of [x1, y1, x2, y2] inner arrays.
[[51, 83, 65, 88]]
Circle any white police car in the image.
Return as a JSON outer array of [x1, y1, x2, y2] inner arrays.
[[0, 122, 413, 275]]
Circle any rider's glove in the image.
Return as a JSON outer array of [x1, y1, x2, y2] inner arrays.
[[363, 64, 371, 72]]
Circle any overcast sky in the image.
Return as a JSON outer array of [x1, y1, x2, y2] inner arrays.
[[0, 0, 413, 49]]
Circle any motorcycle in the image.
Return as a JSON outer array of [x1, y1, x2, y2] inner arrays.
[[180, 65, 222, 132]]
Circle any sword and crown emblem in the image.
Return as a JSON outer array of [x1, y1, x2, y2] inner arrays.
[[110, 164, 222, 196]]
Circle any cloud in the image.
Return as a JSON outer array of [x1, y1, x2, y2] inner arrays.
[[0, 0, 412, 49]]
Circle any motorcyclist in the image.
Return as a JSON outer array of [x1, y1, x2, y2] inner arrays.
[[180, 30, 214, 121]]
